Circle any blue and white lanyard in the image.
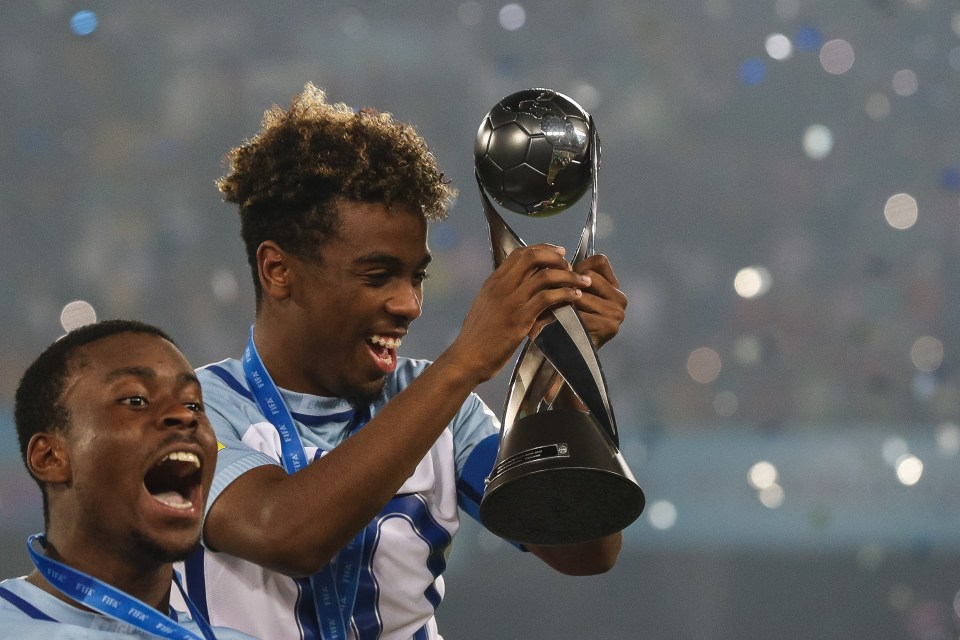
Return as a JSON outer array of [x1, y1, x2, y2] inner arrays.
[[25, 534, 217, 640], [242, 327, 368, 640]]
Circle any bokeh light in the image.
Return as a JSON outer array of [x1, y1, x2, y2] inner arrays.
[[733, 335, 762, 366], [865, 92, 891, 120], [687, 347, 722, 384], [60, 300, 97, 332], [647, 500, 678, 530], [895, 454, 923, 486], [211, 268, 240, 304], [802, 124, 834, 160], [498, 3, 526, 30], [734, 265, 772, 299], [949, 46, 960, 71], [942, 167, 960, 192], [952, 587, 960, 619], [882, 436, 910, 466], [758, 484, 785, 508], [883, 193, 918, 230], [69, 10, 98, 36], [892, 69, 919, 96], [713, 390, 738, 416], [765, 33, 793, 60], [795, 26, 823, 52], [740, 58, 766, 85], [748, 461, 779, 489], [910, 336, 943, 372], [936, 422, 960, 457], [570, 81, 601, 112], [819, 39, 855, 74]]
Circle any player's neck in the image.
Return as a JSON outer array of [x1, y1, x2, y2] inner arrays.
[[252, 318, 331, 397], [28, 536, 173, 613]]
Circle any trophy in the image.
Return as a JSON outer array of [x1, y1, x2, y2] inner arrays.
[[474, 88, 645, 545]]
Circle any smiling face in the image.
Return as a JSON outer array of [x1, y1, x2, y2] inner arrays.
[[276, 200, 431, 403], [41, 332, 217, 568]]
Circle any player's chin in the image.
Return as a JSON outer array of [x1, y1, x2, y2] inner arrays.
[[157, 537, 203, 564], [131, 527, 202, 564], [343, 375, 388, 406]]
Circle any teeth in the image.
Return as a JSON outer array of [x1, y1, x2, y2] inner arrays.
[[159, 451, 201, 468], [370, 335, 402, 349]]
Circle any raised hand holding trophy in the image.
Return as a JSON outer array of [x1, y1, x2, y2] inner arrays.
[[474, 88, 645, 545]]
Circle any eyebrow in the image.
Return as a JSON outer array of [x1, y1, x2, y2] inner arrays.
[[353, 252, 433, 270], [103, 366, 201, 387]]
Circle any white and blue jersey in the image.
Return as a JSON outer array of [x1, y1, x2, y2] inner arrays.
[[176, 356, 501, 640], [0, 577, 254, 640]]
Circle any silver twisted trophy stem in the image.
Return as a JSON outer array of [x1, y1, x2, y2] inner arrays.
[[477, 113, 644, 545], [476, 122, 618, 444]]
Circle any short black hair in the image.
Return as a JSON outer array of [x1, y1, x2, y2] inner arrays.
[[13, 319, 176, 521]]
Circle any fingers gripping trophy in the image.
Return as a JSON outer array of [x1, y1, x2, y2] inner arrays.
[[474, 88, 645, 545]]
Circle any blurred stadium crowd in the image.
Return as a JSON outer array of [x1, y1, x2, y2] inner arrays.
[[4, 1, 960, 437]]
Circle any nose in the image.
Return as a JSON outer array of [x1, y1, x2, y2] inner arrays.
[[161, 399, 199, 430], [385, 282, 423, 322]]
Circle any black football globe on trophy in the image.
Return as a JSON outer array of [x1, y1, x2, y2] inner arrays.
[[475, 89, 592, 217], [474, 88, 645, 545]]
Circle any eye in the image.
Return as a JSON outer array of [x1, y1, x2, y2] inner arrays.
[[184, 401, 205, 414], [413, 271, 430, 285], [120, 395, 148, 408], [362, 272, 391, 287]]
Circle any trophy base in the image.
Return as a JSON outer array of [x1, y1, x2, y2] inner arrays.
[[478, 409, 645, 545], [480, 467, 645, 545]]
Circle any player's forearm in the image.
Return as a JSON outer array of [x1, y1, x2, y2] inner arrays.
[[527, 531, 622, 576], [206, 350, 486, 576], [206, 246, 591, 575]]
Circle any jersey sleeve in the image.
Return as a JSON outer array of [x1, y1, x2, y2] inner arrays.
[[449, 391, 500, 522], [198, 364, 283, 519], [449, 393, 527, 550]]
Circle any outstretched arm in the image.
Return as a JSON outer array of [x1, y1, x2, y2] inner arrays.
[[526, 253, 629, 575], [204, 245, 592, 577]]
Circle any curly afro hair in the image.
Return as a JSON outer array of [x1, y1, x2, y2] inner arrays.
[[218, 83, 457, 302]]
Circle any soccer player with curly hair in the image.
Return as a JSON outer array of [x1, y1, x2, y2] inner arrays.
[[177, 84, 628, 639]]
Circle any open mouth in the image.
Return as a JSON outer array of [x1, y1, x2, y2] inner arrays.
[[143, 451, 203, 511], [368, 334, 402, 372]]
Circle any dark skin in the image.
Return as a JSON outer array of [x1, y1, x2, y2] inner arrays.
[[204, 200, 627, 577], [24, 333, 217, 612]]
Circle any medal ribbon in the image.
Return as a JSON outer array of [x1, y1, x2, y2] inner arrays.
[[242, 327, 367, 640], [27, 534, 217, 640]]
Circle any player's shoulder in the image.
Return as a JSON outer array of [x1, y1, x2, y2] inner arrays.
[[393, 356, 433, 382], [382, 357, 434, 397], [197, 357, 244, 385], [196, 358, 253, 401], [0, 576, 44, 608]]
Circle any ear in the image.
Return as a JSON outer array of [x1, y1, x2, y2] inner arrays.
[[257, 240, 294, 302], [27, 432, 71, 485]]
